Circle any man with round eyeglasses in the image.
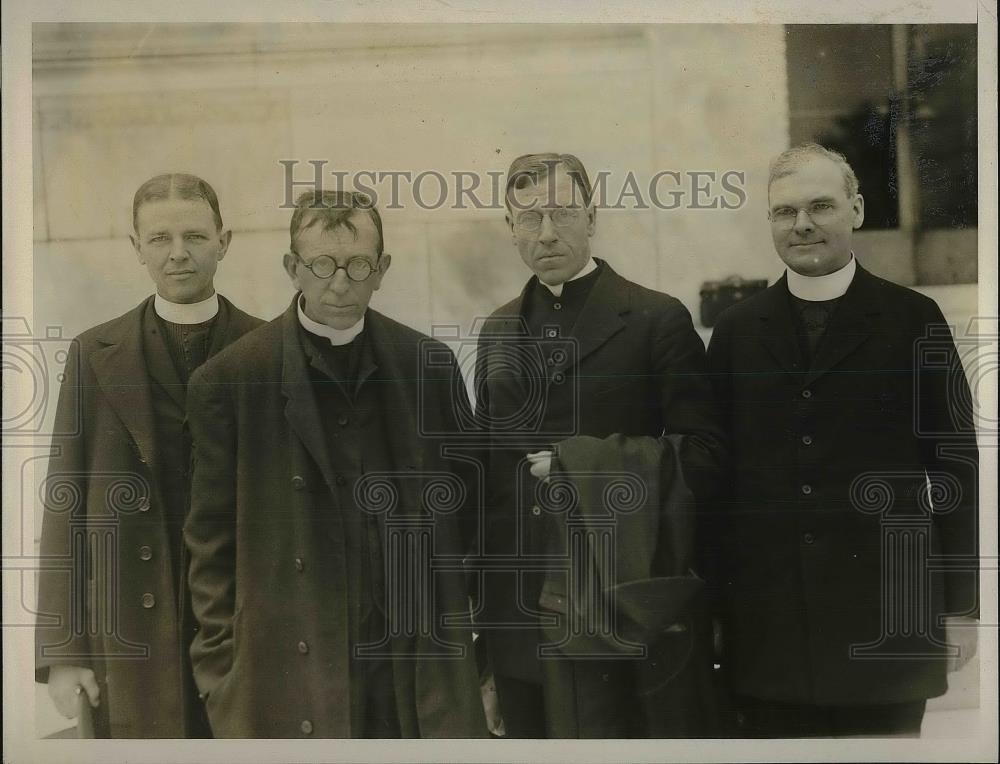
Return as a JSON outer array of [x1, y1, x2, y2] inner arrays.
[[184, 190, 485, 738], [474, 153, 727, 737]]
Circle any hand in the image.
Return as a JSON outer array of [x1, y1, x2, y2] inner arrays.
[[526, 450, 553, 482], [945, 616, 978, 673], [47, 664, 100, 719]]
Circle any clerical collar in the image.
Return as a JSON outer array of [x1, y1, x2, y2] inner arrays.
[[154, 292, 219, 324], [540, 258, 598, 297], [297, 294, 365, 346], [786, 255, 856, 302]]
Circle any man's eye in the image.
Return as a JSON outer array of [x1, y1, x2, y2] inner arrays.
[[811, 203, 833, 212], [186, 234, 208, 240], [149, 235, 168, 243], [773, 208, 795, 218]]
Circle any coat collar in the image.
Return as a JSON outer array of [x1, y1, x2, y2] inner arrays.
[[493, 258, 629, 364], [90, 297, 160, 467], [90, 294, 247, 465], [756, 263, 883, 382]]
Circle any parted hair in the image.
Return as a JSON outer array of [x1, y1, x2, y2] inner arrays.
[[505, 152, 595, 212], [132, 173, 224, 232]]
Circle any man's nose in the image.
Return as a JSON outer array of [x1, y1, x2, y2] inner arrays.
[[792, 209, 815, 233], [537, 214, 558, 244], [168, 237, 190, 260], [329, 268, 352, 293]]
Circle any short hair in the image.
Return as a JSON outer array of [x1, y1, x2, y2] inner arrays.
[[505, 153, 595, 212], [289, 190, 384, 256], [768, 143, 860, 199], [132, 173, 224, 232]]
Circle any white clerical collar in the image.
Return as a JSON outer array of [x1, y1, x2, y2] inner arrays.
[[154, 292, 219, 324], [786, 255, 857, 302], [541, 257, 598, 297], [297, 294, 365, 346]]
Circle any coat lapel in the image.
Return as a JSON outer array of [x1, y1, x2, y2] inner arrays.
[[141, 301, 186, 410], [280, 299, 338, 490], [804, 264, 881, 384], [90, 297, 159, 467], [565, 262, 627, 367], [364, 311, 422, 476], [757, 276, 805, 375]]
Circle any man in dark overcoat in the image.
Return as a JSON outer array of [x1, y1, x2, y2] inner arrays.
[[706, 144, 979, 737], [474, 153, 727, 738], [35, 174, 262, 737], [184, 190, 486, 738]]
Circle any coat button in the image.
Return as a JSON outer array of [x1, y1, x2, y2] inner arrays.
[[138, 545, 153, 561], [291, 475, 306, 490], [298, 640, 309, 654], [141, 593, 156, 609], [553, 302, 562, 311], [803, 532, 815, 544], [801, 435, 813, 445], [294, 557, 304, 573], [801, 389, 812, 399], [531, 506, 542, 516], [801, 484, 813, 495], [301, 719, 313, 735], [338, 415, 350, 427], [335, 474, 347, 487]]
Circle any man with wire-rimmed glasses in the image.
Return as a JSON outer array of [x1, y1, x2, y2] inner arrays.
[[473, 154, 726, 737], [183, 190, 485, 738]]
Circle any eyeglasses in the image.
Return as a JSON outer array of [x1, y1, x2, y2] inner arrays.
[[514, 207, 582, 232], [769, 202, 840, 229], [291, 251, 382, 281]]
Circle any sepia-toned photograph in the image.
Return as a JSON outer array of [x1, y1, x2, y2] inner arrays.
[[3, 2, 996, 762]]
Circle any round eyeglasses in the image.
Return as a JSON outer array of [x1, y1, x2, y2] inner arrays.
[[514, 207, 582, 232], [291, 251, 382, 281]]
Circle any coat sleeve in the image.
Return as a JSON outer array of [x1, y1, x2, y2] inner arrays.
[[36, 336, 91, 681], [916, 300, 979, 618], [649, 298, 728, 510], [184, 360, 239, 697], [702, 315, 735, 615]]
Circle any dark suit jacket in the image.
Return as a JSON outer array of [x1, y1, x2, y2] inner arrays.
[[35, 294, 261, 738], [184, 298, 486, 738], [706, 264, 979, 705], [474, 261, 726, 685]]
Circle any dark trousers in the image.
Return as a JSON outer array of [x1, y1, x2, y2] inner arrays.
[[494, 607, 719, 739], [733, 696, 927, 738]]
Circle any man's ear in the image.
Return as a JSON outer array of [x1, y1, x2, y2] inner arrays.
[[852, 194, 865, 230], [586, 203, 596, 236], [506, 213, 517, 243], [130, 234, 145, 265], [371, 253, 392, 292], [282, 251, 301, 290], [217, 229, 233, 261]]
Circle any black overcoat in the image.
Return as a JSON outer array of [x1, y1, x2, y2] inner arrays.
[[35, 295, 262, 737], [706, 265, 979, 705], [474, 261, 727, 735], [184, 298, 487, 738]]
